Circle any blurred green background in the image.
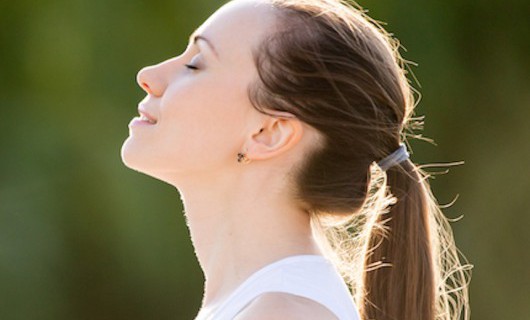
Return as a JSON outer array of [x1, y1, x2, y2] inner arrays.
[[0, 0, 528, 319]]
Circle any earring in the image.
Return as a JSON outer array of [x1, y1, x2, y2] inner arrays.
[[237, 152, 250, 164]]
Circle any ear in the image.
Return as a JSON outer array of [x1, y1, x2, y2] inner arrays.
[[245, 111, 303, 161]]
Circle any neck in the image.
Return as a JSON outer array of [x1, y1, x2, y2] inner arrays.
[[169, 168, 322, 308]]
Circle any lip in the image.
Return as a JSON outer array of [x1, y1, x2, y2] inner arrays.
[[128, 106, 158, 128], [138, 106, 158, 124], [129, 117, 156, 128]]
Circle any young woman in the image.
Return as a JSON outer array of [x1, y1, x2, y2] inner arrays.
[[121, 0, 472, 319]]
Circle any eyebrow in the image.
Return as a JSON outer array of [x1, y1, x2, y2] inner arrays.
[[189, 30, 219, 59]]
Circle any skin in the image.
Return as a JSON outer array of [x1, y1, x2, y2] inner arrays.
[[121, 0, 336, 318]]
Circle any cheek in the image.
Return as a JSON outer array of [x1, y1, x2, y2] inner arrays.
[[158, 76, 251, 162]]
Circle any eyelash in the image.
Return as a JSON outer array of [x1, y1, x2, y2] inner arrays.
[[184, 64, 199, 70]]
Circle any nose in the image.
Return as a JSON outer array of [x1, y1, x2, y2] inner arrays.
[[136, 64, 166, 97]]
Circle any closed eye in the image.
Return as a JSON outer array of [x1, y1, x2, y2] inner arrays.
[[185, 55, 201, 70], [185, 64, 199, 70]]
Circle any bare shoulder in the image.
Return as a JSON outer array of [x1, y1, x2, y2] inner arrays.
[[234, 292, 338, 320]]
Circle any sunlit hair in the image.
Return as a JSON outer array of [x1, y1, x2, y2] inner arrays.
[[246, 0, 473, 319]]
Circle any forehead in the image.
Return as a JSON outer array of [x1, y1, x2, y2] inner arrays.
[[194, 0, 279, 64]]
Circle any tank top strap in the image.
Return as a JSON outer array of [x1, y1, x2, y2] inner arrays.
[[209, 255, 360, 320]]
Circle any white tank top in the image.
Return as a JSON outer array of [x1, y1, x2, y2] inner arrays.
[[195, 255, 361, 320]]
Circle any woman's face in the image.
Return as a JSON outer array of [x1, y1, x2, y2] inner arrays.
[[121, 0, 278, 180]]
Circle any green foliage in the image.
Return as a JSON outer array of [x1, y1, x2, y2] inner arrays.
[[1, 0, 528, 319]]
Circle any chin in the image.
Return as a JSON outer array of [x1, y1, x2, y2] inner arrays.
[[120, 137, 177, 184], [120, 137, 147, 173]]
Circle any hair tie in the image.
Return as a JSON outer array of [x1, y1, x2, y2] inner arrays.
[[377, 143, 410, 171]]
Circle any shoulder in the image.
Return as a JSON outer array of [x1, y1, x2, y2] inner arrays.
[[234, 292, 338, 320]]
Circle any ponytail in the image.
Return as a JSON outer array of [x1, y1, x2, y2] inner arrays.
[[357, 159, 472, 320], [361, 159, 434, 319], [310, 156, 471, 320]]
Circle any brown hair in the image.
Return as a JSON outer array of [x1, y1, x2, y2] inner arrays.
[[246, 0, 472, 319]]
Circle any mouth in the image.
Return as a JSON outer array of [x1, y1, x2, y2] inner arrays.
[[138, 109, 158, 124]]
